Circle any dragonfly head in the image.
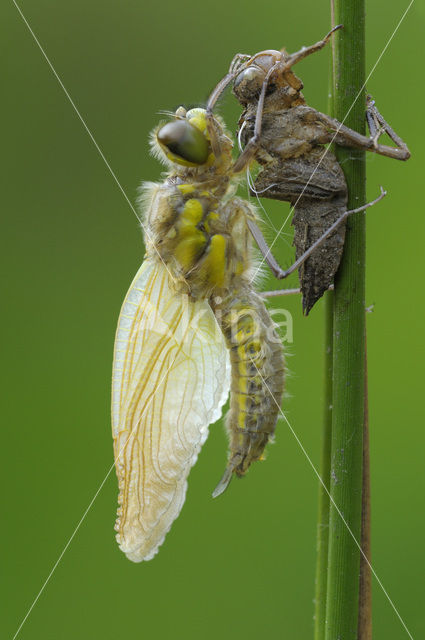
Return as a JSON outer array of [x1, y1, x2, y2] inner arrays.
[[153, 107, 232, 171]]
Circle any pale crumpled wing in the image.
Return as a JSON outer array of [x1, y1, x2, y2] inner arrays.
[[111, 258, 230, 562]]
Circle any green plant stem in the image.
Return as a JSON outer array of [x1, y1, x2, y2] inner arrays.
[[314, 291, 333, 640], [325, 0, 366, 638], [314, 31, 337, 639], [358, 348, 372, 639]]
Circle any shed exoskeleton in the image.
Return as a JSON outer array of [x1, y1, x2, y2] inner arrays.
[[206, 26, 410, 313]]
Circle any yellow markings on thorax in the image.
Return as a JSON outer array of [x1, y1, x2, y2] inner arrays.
[[198, 233, 226, 288], [177, 183, 195, 195], [179, 198, 203, 225], [172, 192, 228, 289], [174, 198, 206, 270]]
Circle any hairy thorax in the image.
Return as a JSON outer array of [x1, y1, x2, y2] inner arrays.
[[143, 177, 253, 300]]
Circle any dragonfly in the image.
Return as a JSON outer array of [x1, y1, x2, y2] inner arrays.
[[207, 26, 410, 313], [111, 62, 388, 563], [111, 107, 285, 562]]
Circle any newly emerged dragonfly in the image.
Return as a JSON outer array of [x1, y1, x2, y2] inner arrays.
[[112, 108, 285, 562], [207, 26, 410, 313], [112, 72, 387, 564]]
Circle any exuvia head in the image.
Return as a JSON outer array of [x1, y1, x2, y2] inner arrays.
[[233, 50, 303, 105], [207, 27, 340, 113], [233, 51, 281, 102]]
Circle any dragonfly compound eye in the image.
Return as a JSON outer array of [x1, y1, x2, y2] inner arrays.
[[157, 119, 209, 166]]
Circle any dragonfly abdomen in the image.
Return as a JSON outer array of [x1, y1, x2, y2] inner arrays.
[[212, 286, 285, 496]]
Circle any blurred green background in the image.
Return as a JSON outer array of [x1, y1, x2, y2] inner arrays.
[[2, 1, 424, 638]]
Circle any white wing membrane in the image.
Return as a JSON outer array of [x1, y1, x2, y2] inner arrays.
[[112, 258, 230, 562]]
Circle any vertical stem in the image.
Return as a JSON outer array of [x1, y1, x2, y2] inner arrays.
[[314, 292, 333, 640], [314, 18, 336, 638], [325, 0, 366, 638], [358, 348, 372, 639]]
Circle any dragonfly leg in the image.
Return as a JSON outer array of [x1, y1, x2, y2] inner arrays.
[[365, 94, 410, 156], [317, 101, 410, 161], [262, 287, 301, 297], [262, 285, 334, 298], [231, 71, 271, 173], [232, 40, 293, 174], [229, 53, 252, 75], [206, 53, 252, 158], [246, 217, 287, 278], [247, 188, 386, 280], [282, 25, 343, 69]]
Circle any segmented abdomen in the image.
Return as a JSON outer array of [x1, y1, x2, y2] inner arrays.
[[212, 286, 285, 496]]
